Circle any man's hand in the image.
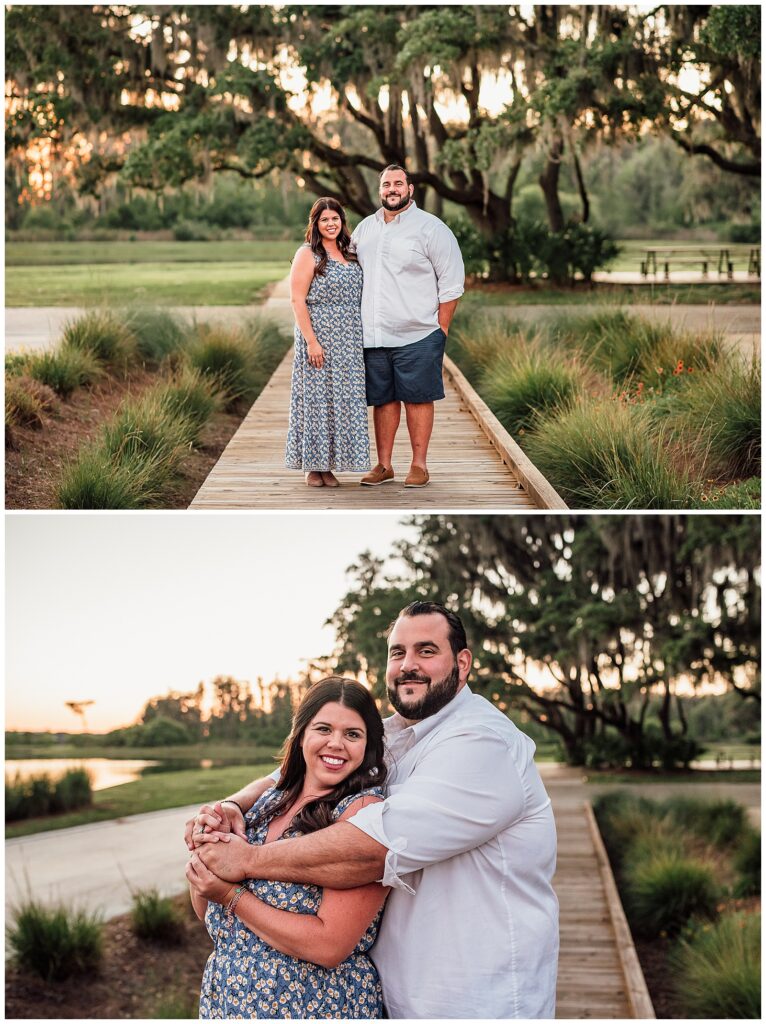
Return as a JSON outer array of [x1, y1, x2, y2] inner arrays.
[[186, 852, 237, 904], [197, 833, 254, 883], [184, 801, 247, 851]]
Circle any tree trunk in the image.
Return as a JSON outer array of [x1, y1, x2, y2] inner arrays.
[[539, 135, 565, 232]]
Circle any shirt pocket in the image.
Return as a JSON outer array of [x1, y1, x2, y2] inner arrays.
[[392, 245, 431, 275]]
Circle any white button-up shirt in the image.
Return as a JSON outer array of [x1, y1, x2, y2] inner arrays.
[[349, 685, 559, 1020], [350, 203, 465, 348]]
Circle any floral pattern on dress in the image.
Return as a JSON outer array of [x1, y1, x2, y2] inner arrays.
[[199, 785, 385, 1019], [285, 248, 370, 473]]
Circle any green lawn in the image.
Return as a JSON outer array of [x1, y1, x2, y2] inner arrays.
[[6, 260, 287, 306], [460, 282, 761, 306], [585, 769, 760, 785], [4, 741, 281, 761], [5, 763, 274, 839], [6, 239, 299, 265], [606, 239, 759, 274]]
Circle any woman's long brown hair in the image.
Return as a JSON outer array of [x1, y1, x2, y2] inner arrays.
[[304, 198, 357, 277], [263, 676, 386, 837]]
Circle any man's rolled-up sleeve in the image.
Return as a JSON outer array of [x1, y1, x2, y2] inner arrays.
[[429, 223, 465, 303], [348, 729, 526, 892]]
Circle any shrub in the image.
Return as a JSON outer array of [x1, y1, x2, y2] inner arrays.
[[173, 218, 218, 242], [5, 375, 57, 428], [525, 399, 699, 508], [122, 308, 187, 365], [61, 310, 137, 369], [141, 716, 193, 746], [130, 889, 184, 944], [479, 347, 580, 436], [672, 912, 761, 1018], [661, 797, 749, 848], [733, 830, 761, 896], [51, 769, 93, 814], [153, 366, 222, 442], [624, 852, 720, 937], [9, 901, 103, 981], [25, 346, 102, 397], [57, 447, 157, 509], [670, 358, 761, 478]]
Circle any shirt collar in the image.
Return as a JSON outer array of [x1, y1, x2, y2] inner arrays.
[[375, 200, 418, 224], [385, 683, 473, 743]]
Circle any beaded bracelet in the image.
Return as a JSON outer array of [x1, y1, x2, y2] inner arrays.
[[226, 885, 248, 919]]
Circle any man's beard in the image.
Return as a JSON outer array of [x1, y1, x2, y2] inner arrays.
[[387, 663, 461, 721], [381, 192, 411, 212]]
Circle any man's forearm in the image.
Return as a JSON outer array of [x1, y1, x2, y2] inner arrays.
[[200, 820, 387, 889], [438, 298, 460, 334]]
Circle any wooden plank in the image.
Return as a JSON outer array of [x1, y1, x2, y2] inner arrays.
[[584, 801, 656, 1019], [191, 348, 563, 509], [443, 355, 568, 510]]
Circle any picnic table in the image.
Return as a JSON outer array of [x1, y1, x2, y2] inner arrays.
[[640, 246, 733, 280], [748, 246, 760, 276]]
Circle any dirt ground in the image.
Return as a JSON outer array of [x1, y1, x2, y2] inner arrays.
[[5, 895, 210, 1019], [5, 372, 244, 510]]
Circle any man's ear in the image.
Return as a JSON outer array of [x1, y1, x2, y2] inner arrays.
[[457, 647, 472, 683]]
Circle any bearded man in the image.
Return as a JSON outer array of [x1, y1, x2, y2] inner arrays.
[[186, 602, 559, 1019]]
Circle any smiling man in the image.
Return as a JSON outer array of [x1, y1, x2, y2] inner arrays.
[[189, 602, 559, 1019], [351, 166, 465, 488]]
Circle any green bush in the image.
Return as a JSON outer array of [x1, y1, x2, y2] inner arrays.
[[25, 346, 102, 397], [56, 447, 160, 509], [141, 716, 193, 746], [672, 912, 761, 1018], [624, 851, 720, 937], [123, 308, 187, 365], [9, 901, 103, 981], [61, 310, 137, 369], [51, 769, 93, 814], [525, 399, 699, 508], [479, 348, 580, 437], [5, 769, 92, 821], [703, 477, 761, 509], [670, 358, 761, 478], [5, 375, 57, 429], [154, 366, 222, 442], [733, 830, 761, 896], [173, 218, 218, 242], [661, 797, 749, 848], [130, 889, 184, 944]]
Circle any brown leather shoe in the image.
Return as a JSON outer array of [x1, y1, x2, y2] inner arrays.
[[321, 472, 339, 488], [404, 465, 430, 487], [305, 471, 324, 488], [360, 464, 395, 486]]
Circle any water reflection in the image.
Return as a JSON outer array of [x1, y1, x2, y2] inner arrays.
[[5, 758, 160, 792]]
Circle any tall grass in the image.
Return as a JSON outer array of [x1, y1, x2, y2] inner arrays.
[[154, 366, 223, 443], [61, 310, 137, 370], [525, 399, 700, 508], [672, 912, 761, 1018], [130, 889, 184, 944], [669, 358, 761, 478], [187, 317, 290, 407], [661, 797, 749, 848], [449, 316, 533, 385], [733, 830, 761, 896], [101, 395, 195, 476], [24, 346, 102, 397], [57, 446, 166, 509], [6, 768, 93, 821], [624, 851, 720, 937], [123, 308, 187, 365], [5, 376, 57, 429], [479, 345, 581, 436], [9, 901, 103, 980]]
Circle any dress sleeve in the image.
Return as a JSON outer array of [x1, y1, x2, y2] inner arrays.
[[347, 728, 528, 892]]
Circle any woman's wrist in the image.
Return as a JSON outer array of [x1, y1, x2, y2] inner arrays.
[[220, 798, 245, 818]]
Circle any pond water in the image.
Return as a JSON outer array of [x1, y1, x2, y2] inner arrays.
[[5, 758, 161, 792]]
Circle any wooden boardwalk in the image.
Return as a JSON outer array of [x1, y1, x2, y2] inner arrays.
[[190, 348, 566, 510], [546, 766, 654, 1019]]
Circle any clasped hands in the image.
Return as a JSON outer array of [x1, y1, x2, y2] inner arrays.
[[185, 801, 250, 903]]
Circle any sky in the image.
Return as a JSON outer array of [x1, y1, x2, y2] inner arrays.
[[5, 513, 418, 733]]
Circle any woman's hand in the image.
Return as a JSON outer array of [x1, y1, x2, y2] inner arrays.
[[186, 851, 237, 904], [307, 338, 324, 369], [184, 801, 245, 851]]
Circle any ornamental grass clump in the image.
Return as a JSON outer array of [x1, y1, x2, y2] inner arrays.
[[123, 307, 187, 365], [101, 394, 195, 480], [623, 851, 720, 938], [478, 344, 581, 437], [592, 792, 664, 865], [524, 399, 699, 508], [153, 366, 223, 443], [61, 309, 137, 371], [5, 375, 57, 429], [130, 889, 184, 945], [186, 324, 257, 408], [57, 446, 166, 509], [733, 830, 761, 896], [661, 797, 749, 848], [9, 901, 103, 981], [25, 345, 103, 397], [671, 911, 761, 1018], [669, 358, 761, 479], [449, 315, 531, 385]]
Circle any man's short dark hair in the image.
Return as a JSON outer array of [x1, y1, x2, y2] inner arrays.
[[379, 164, 411, 186], [385, 601, 468, 657]]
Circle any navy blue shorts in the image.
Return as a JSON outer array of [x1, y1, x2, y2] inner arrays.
[[364, 328, 447, 406]]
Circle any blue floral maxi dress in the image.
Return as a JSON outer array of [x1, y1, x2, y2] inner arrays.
[[285, 249, 370, 473], [199, 787, 385, 1019]]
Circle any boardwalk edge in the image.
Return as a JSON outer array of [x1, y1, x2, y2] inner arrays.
[[443, 355, 569, 510], [584, 800, 656, 1019]]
